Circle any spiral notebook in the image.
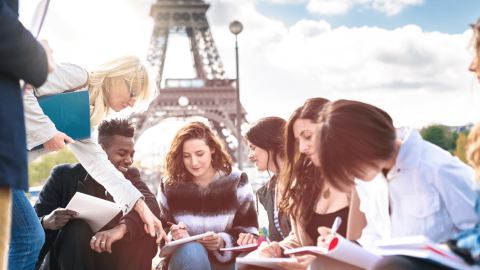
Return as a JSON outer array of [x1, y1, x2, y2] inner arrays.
[[30, 90, 91, 151]]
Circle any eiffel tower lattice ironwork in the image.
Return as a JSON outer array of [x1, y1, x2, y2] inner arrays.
[[130, 0, 249, 163]]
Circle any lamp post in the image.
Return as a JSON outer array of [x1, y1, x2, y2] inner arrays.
[[229, 20, 243, 170]]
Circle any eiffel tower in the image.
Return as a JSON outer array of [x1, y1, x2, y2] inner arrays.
[[130, 0, 249, 164]]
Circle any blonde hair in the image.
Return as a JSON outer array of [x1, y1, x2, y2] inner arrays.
[[470, 17, 480, 72], [88, 55, 158, 126], [468, 123, 480, 181]]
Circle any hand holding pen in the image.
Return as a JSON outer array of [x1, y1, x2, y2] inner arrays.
[[317, 216, 342, 249], [168, 222, 189, 240], [258, 227, 282, 258]]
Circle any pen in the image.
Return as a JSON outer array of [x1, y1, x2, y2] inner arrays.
[[327, 217, 342, 250], [262, 227, 270, 244], [167, 222, 187, 230], [330, 217, 342, 236]]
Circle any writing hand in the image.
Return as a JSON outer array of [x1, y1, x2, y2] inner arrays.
[[317, 226, 335, 248], [258, 241, 282, 258]]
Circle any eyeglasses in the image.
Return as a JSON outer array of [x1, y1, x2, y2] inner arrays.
[[123, 78, 137, 100]]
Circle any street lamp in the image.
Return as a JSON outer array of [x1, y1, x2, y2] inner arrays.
[[229, 20, 243, 170]]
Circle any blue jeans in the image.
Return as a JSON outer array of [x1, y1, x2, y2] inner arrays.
[[168, 242, 235, 270], [8, 189, 44, 270]]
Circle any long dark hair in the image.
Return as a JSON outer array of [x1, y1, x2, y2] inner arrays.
[[245, 116, 287, 174], [317, 100, 396, 189], [164, 122, 232, 187], [279, 98, 330, 225]]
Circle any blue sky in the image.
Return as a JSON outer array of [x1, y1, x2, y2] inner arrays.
[[256, 0, 480, 34]]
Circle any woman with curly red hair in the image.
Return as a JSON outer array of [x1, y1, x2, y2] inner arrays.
[[156, 121, 258, 270]]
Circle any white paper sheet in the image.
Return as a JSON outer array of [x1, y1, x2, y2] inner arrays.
[[285, 236, 382, 269], [159, 232, 215, 257], [65, 192, 122, 232], [235, 258, 298, 270]]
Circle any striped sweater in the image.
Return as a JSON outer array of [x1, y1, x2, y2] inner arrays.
[[157, 168, 259, 266]]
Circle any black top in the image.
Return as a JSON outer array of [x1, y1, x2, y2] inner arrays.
[[306, 206, 349, 242]]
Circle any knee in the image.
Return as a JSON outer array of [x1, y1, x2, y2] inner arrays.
[[169, 242, 209, 269], [55, 219, 92, 247], [32, 221, 45, 252]]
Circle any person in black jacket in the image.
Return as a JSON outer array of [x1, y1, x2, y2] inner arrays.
[[0, 0, 54, 269], [33, 119, 160, 270]]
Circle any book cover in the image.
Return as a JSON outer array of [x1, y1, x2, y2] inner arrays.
[[30, 90, 91, 150]]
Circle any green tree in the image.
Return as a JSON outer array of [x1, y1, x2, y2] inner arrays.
[[454, 133, 468, 164], [445, 132, 459, 155], [28, 147, 78, 187], [422, 126, 447, 150]]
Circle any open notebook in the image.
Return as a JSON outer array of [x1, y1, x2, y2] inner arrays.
[[220, 238, 267, 252], [284, 235, 480, 270], [159, 232, 215, 258], [65, 192, 122, 232], [235, 258, 298, 270]]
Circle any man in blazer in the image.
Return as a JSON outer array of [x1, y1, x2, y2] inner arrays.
[[34, 119, 160, 270], [0, 0, 54, 268]]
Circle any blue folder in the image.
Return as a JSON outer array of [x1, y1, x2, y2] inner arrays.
[[30, 90, 91, 151]]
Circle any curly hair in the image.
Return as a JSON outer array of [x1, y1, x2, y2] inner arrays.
[[98, 118, 135, 147], [279, 98, 330, 225], [467, 122, 480, 181], [164, 122, 232, 187]]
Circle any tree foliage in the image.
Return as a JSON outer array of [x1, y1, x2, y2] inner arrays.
[[422, 126, 448, 150], [454, 133, 468, 164], [28, 147, 78, 187], [421, 125, 470, 164]]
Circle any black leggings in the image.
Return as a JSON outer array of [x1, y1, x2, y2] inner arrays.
[[371, 256, 455, 270]]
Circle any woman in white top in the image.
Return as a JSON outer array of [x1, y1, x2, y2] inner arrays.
[[24, 56, 167, 240], [313, 100, 478, 269]]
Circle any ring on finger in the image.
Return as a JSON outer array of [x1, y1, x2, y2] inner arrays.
[[101, 242, 106, 244], [92, 236, 97, 240]]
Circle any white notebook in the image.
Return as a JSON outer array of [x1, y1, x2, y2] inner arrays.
[[159, 232, 215, 257], [65, 192, 122, 232], [235, 258, 298, 270], [284, 236, 382, 269]]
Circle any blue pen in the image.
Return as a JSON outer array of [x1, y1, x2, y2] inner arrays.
[[262, 227, 270, 244]]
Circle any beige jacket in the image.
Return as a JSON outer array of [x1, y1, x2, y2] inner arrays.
[[24, 63, 143, 215], [278, 188, 366, 251]]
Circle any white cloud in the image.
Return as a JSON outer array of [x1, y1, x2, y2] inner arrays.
[[306, 0, 423, 15], [20, 0, 480, 134]]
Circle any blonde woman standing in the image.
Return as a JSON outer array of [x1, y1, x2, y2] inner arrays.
[[9, 56, 168, 270]]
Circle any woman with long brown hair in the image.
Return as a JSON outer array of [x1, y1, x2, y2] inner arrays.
[[156, 122, 258, 270], [257, 98, 366, 270], [315, 100, 477, 270]]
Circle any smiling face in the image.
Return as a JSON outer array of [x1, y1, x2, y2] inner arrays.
[[182, 139, 216, 181], [293, 118, 320, 166], [108, 78, 136, 112], [101, 135, 135, 172], [247, 141, 270, 172]]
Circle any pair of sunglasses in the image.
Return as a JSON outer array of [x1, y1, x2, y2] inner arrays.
[[123, 78, 137, 99]]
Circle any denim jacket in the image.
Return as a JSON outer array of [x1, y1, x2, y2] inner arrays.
[[451, 182, 480, 264]]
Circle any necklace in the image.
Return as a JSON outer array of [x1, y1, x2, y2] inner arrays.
[[323, 187, 330, 199]]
